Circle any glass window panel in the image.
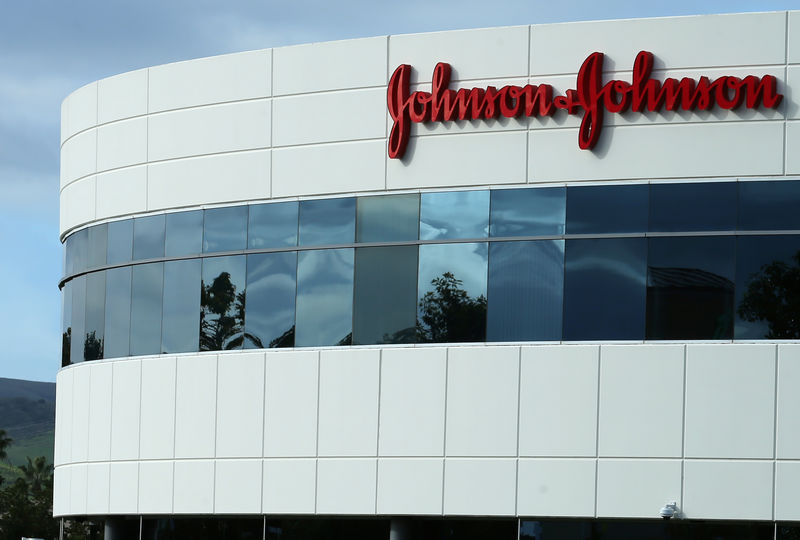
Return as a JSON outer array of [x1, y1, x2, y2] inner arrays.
[[566, 184, 648, 234], [646, 236, 735, 339], [69, 228, 89, 274], [200, 255, 247, 351], [265, 519, 389, 540], [69, 275, 86, 363], [295, 248, 354, 346], [563, 238, 647, 340], [203, 206, 248, 253], [244, 252, 297, 349], [356, 194, 420, 242], [490, 187, 565, 237], [736, 235, 800, 339], [133, 214, 166, 260], [87, 224, 108, 269], [162, 259, 201, 353], [649, 182, 737, 232], [84, 271, 106, 361], [298, 198, 356, 246], [417, 243, 488, 342], [739, 180, 800, 230], [520, 520, 594, 540], [104, 266, 131, 359], [61, 281, 72, 367], [353, 246, 418, 345], [487, 240, 564, 341], [420, 190, 489, 240], [130, 262, 163, 356], [142, 517, 264, 540], [248, 201, 299, 249], [107, 219, 133, 265], [165, 210, 203, 257]]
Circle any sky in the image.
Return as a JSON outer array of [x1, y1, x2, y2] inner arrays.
[[1, 0, 799, 383]]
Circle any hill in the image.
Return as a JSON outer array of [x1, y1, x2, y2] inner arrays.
[[0, 377, 56, 471]]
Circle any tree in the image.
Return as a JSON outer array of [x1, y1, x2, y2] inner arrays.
[[0, 430, 11, 462], [416, 272, 487, 343], [738, 251, 800, 339], [200, 272, 263, 350]]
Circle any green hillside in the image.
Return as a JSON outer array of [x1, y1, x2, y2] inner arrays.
[[0, 377, 56, 478]]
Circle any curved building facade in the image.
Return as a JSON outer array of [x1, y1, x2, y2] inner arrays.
[[56, 10, 800, 540]]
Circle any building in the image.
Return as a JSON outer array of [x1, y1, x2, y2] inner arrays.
[[55, 9, 800, 540]]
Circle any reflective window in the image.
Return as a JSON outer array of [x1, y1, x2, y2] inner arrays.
[[520, 519, 774, 540], [736, 235, 800, 339], [200, 255, 246, 350], [104, 266, 132, 359], [647, 236, 735, 339], [141, 517, 264, 540], [298, 198, 356, 246], [68, 228, 88, 274], [265, 519, 390, 540], [130, 262, 163, 356], [295, 248, 354, 346], [133, 215, 165, 260], [244, 252, 297, 348], [490, 187, 565, 237], [649, 182, 737, 232], [739, 180, 800, 230], [563, 238, 647, 340], [356, 194, 419, 242], [203, 206, 248, 253], [420, 190, 489, 240], [84, 272, 106, 361], [353, 246, 418, 344], [165, 210, 203, 257], [69, 275, 86, 363], [61, 281, 72, 367], [487, 240, 564, 341], [162, 259, 201, 353], [248, 201, 298, 249], [87, 224, 108, 269], [107, 219, 133, 265], [566, 184, 648, 234], [417, 243, 488, 342]]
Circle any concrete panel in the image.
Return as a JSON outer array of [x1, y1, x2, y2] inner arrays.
[[97, 117, 147, 172], [139, 356, 176, 459], [790, 11, 800, 64], [216, 352, 265, 458], [62, 81, 97, 143], [517, 459, 596, 517], [596, 459, 682, 518], [86, 462, 110, 515], [174, 355, 217, 459], [443, 459, 517, 516], [53, 465, 70, 516], [776, 461, 800, 521], [379, 348, 447, 457], [685, 344, 776, 459], [139, 461, 174, 514], [173, 460, 215, 514], [274, 36, 386, 95], [264, 350, 319, 457], [98, 68, 148, 124], [87, 362, 113, 462], [108, 462, 138, 514], [110, 359, 141, 461], [377, 458, 444, 515], [54, 368, 74, 466], [317, 458, 377, 514], [446, 346, 519, 457], [69, 463, 88, 515], [215, 459, 262, 514], [61, 128, 97, 189], [778, 344, 800, 458], [71, 366, 90, 462], [318, 349, 380, 457], [60, 176, 96, 235], [263, 458, 317, 514], [683, 460, 773, 520], [519, 345, 598, 457], [149, 49, 271, 112], [96, 166, 148, 221], [787, 121, 800, 175]]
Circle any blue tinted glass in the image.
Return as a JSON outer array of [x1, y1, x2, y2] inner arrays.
[[739, 180, 800, 230], [487, 240, 564, 341], [107, 220, 133, 265], [244, 252, 297, 348], [563, 238, 647, 340], [298, 198, 356, 246], [356, 194, 420, 242], [736, 235, 800, 339], [84, 272, 106, 361], [165, 211, 203, 257], [203, 206, 248, 253], [420, 190, 489, 240], [248, 202, 298, 249], [87, 224, 108, 269], [163, 259, 201, 353], [650, 182, 737, 232], [130, 262, 163, 356], [353, 246, 418, 344], [647, 236, 735, 339], [417, 243, 488, 342], [295, 249, 354, 346], [104, 266, 131, 359], [200, 255, 246, 350], [566, 184, 648, 234], [70, 275, 86, 363], [70, 228, 88, 274], [61, 281, 72, 366], [133, 215, 166, 260], [490, 188, 565, 237]]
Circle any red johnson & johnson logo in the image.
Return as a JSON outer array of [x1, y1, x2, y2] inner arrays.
[[386, 51, 783, 159]]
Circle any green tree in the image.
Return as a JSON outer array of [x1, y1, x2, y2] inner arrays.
[[0, 430, 11, 461], [738, 251, 800, 338], [0, 456, 58, 540], [416, 272, 487, 343]]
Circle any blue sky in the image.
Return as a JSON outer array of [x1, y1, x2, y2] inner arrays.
[[2, 0, 799, 383]]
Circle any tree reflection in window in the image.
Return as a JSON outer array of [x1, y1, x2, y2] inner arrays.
[[738, 251, 800, 339], [417, 272, 487, 342], [200, 270, 263, 350]]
